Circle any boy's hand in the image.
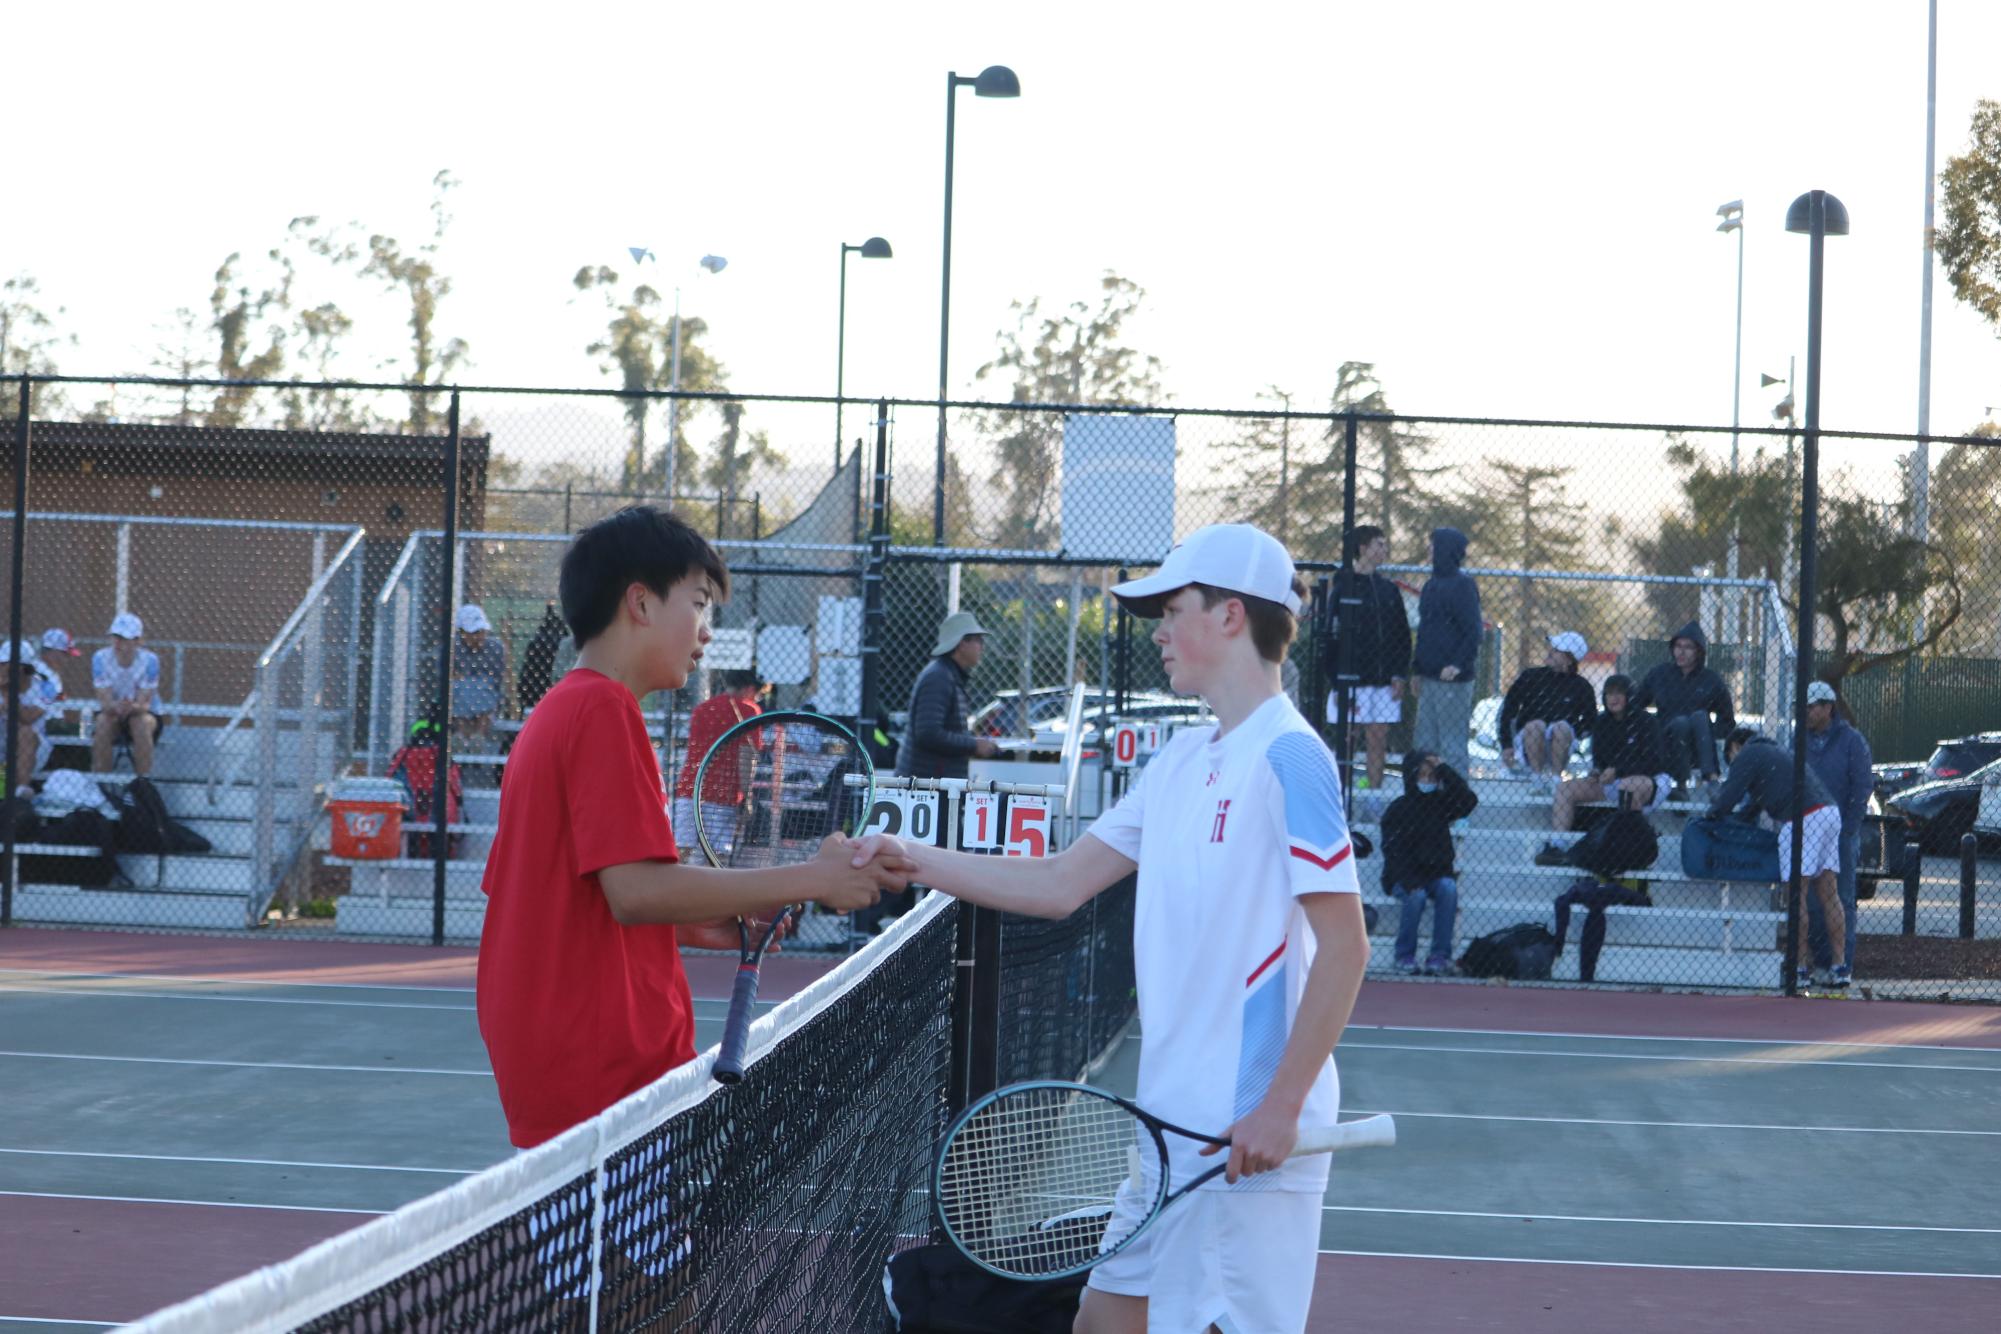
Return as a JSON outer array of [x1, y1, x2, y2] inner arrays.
[[810, 834, 909, 911], [1199, 1098, 1299, 1184], [846, 832, 911, 870]]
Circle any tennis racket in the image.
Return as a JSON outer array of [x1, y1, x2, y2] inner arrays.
[[696, 710, 874, 1084], [935, 1080, 1394, 1280]]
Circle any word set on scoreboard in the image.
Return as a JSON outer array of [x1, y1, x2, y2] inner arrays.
[[865, 785, 1052, 858]]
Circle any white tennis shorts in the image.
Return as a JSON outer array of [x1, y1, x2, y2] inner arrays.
[[1326, 685, 1400, 727], [1086, 1181, 1320, 1332], [1778, 805, 1842, 882]]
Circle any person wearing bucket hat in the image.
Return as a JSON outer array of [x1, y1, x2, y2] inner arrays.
[[92, 612, 163, 776], [1497, 630, 1599, 793], [0, 639, 60, 781], [894, 609, 1000, 781], [848, 523, 1371, 1332]]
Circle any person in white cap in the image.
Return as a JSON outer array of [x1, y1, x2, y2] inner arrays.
[[1803, 678, 1871, 989], [32, 628, 80, 729], [893, 609, 1000, 781], [92, 612, 162, 775], [1496, 630, 1598, 793], [850, 523, 1370, 1334], [1, 640, 60, 782], [451, 604, 513, 781]]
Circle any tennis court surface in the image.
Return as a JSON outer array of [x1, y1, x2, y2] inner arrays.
[[4, 902, 1998, 1332]]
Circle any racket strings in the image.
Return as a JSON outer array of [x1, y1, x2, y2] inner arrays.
[[937, 1087, 1161, 1278], [694, 718, 863, 872]]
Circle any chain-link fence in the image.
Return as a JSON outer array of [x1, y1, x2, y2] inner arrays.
[[3, 375, 1997, 1003]]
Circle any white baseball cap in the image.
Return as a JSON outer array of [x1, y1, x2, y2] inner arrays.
[[0, 639, 35, 664], [109, 612, 144, 640], [41, 627, 80, 657], [1548, 631, 1588, 661], [1806, 680, 1838, 705], [457, 604, 491, 634], [1110, 524, 1302, 618]]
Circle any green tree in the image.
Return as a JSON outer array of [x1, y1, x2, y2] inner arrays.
[[573, 265, 729, 492], [1217, 387, 1322, 549], [1461, 458, 1607, 670], [1335, 362, 1452, 553], [360, 170, 469, 432], [972, 272, 1166, 548], [148, 307, 209, 425], [701, 401, 788, 538], [0, 274, 74, 381], [204, 250, 293, 428], [1938, 99, 2001, 333]]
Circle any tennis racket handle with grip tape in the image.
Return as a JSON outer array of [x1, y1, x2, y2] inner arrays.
[[711, 965, 763, 1085], [1295, 1113, 1397, 1154]]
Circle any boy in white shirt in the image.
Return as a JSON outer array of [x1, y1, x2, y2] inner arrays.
[[851, 523, 1370, 1334], [92, 613, 163, 776], [1, 640, 61, 780]]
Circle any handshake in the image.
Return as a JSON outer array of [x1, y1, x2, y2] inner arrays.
[[810, 832, 919, 913]]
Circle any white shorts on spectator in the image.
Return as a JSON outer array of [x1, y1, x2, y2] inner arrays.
[[1779, 805, 1842, 883], [1326, 685, 1400, 726]]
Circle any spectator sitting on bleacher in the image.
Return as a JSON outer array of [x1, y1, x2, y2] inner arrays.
[[1708, 726, 1847, 990], [35, 628, 79, 714], [1630, 620, 1735, 799], [1378, 749, 1478, 974], [452, 604, 513, 784], [92, 613, 162, 777], [1, 640, 59, 783], [1537, 673, 1666, 865], [1497, 631, 1596, 793]]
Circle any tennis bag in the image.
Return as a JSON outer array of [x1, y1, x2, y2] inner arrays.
[[1566, 809, 1659, 879], [1680, 815, 1780, 883], [22, 808, 123, 888], [1458, 922, 1558, 981], [883, 1242, 1086, 1333]]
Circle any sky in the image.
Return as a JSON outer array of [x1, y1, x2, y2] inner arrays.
[[6, 0, 2000, 455]]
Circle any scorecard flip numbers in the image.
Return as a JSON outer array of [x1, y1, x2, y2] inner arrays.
[[867, 788, 944, 847], [1002, 795, 1051, 858], [960, 791, 1003, 850], [1111, 723, 1142, 770]]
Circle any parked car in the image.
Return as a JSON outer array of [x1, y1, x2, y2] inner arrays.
[[1882, 756, 2001, 856], [1872, 732, 2001, 805]]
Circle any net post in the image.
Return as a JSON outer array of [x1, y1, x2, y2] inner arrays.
[[2, 378, 29, 929], [431, 390, 462, 948]]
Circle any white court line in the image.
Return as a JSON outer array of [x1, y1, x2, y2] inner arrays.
[[0, 966, 475, 995], [1344, 1106, 2001, 1137], [1317, 1248, 2001, 1280], [1340, 1039, 2001, 1075], [0, 1049, 490, 1077], [0, 1188, 384, 1215], [0, 982, 474, 1012], [0, 1146, 481, 1176], [1323, 1203, 2001, 1236], [0, 1317, 119, 1327], [1356, 1021, 2001, 1057]]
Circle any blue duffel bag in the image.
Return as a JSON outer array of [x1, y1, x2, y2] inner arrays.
[[1681, 815, 1781, 882]]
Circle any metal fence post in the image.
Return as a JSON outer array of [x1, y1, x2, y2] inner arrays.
[[253, 660, 278, 899], [1334, 413, 1359, 811], [1959, 833, 1977, 940], [3, 379, 31, 928], [300, 533, 327, 827], [431, 392, 463, 947], [1902, 839, 1922, 936], [859, 403, 889, 727]]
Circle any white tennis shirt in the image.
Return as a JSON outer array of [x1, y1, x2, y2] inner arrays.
[[92, 647, 161, 702], [1087, 693, 1360, 1193]]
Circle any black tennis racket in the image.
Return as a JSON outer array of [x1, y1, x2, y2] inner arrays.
[[696, 710, 873, 1084], [935, 1079, 1394, 1280]]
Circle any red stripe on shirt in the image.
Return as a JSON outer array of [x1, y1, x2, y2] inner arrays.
[[1289, 842, 1353, 872], [1247, 939, 1286, 988]]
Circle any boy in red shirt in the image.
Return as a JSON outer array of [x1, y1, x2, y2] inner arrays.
[[477, 506, 911, 1148], [671, 669, 770, 861]]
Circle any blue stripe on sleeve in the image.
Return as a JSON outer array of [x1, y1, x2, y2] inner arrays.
[[1265, 731, 1349, 851]]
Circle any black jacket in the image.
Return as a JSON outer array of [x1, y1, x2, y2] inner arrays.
[[1329, 566, 1411, 687], [896, 656, 979, 780], [1590, 708, 1666, 779], [1497, 667, 1596, 750], [1707, 735, 1834, 824], [1411, 527, 1482, 680], [1379, 763, 1479, 891], [1631, 620, 1736, 732]]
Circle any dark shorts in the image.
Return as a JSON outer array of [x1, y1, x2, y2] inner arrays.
[[105, 709, 165, 744]]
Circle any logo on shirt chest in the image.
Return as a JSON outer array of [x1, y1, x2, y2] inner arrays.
[[1210, 798, 1232, 843]]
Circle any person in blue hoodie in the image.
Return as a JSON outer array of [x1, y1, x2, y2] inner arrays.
[[1804, 679, 1872, 987], [1410, 527, 1482, 775], [1630, 620, 1736, 794]]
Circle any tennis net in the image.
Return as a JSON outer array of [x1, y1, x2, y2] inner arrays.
[[130, 882, 1137, 1333]]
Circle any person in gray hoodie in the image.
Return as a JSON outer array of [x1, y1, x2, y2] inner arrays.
[[1708, 727, 1848, 987], [1410, 527, 1482, 775], [1804, 679, 1872, 985], [1631, 620, 1737, 792]]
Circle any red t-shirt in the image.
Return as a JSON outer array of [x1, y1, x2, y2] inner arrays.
[[673, 693, 762, 801], [476, 668, 692, 1148]]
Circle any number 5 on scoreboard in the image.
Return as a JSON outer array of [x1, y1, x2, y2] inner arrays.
[[1003, 796, 1050, 858]]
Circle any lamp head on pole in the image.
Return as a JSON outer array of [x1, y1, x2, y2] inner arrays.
[[1759, 372, 1785, 389], [1785, 192, 1850, 237], [851, 236, 893, 260], [972, 64, 1020, 97], [699, 254, 729, 274], [1716, 200, 1743, 234]]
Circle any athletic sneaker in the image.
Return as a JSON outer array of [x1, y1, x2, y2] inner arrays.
[[1810, 967, 1837, 989], [1534, 842, 1571, 868], [1795, 967, 1814, 990], [1830, 965, 1852, 988], [1423, 956, 1456, 976], [1394, 956, 1420, 975]]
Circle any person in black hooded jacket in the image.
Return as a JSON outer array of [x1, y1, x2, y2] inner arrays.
[[1379, 751, 1478, 973], [1323, 525, 1411, 793], [1630, 620, 1736, 790], [1496, 631, 1596, 788], [1538, 674, 1665, 862]]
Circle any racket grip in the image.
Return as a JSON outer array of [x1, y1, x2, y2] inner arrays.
[[1293, 1114, 1397, 1156], [712, 966, 763, 1085]]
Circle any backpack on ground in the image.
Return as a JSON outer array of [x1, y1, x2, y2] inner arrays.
[[1459, 922, 1558, 981], [23, 808, 123, 888], [111, 777, 211, 856], [1567, 808, 1659, 879], [882, 1242, 1087, 1333]]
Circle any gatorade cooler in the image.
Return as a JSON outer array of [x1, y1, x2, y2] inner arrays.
[[328, 777, 407, 860]]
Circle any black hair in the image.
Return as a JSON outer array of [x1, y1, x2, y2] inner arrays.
[[1345, 525, 1386, 560], [559, 505, 730, 646], [1602, 673, 1633, 701], [1725, 725, 1761, 752]]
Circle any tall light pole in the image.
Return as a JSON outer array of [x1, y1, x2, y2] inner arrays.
[[1914, 0, 1939, 633], [837, 236, 893, 477], [1783, 188, 1849, 997], [631, 250, 728, 506], [935, 64, 1020, 544], [1717, 200, 1745, 644]]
